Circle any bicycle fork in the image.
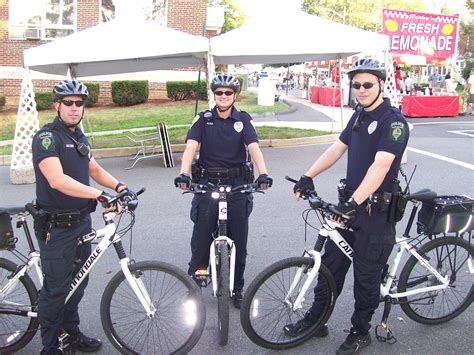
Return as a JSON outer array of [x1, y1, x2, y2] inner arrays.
[[210, 237, 236, 297], [119, 258, 156, 317]]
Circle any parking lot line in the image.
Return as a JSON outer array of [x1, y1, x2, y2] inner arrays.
[[407, 147, 474, 170]]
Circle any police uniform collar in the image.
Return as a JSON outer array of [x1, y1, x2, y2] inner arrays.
[[363, 98, 391, 120], [53, 116, 84, 138], [212, 106, 241, 121]]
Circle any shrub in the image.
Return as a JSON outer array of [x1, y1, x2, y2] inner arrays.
[[35, 92, 54, 110], [0, 94, 5, 109], [83, 82, 100, 107], [167, 80, 208, 101], [192, 80, 207, 100], [111, 80, 149, 106], [166, 81, 193, 101]]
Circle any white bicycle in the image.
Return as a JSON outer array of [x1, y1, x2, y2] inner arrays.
[[0, 189, 205, 354], [185, 182, 258, 346], [240, 176, 473, 349]]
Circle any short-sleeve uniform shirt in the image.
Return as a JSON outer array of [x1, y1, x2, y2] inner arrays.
[[32, 117, 91, 212], [186, 106, 258, 168], [339, 98, 409, 192]]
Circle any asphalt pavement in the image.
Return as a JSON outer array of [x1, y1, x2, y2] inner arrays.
[[0, 95, 473, 354]]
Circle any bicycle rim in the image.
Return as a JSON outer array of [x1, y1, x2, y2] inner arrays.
[[240, 257, 336, 349], [100, 260, 206, 354], [0, 257, 39, 353], [398, 237, 474, 324], [217, 242, 230, 346]]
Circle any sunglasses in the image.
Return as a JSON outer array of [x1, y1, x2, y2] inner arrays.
[[61, 99, 85, 107], [351, 82, 376, 90], [214, 90, 235, 96]]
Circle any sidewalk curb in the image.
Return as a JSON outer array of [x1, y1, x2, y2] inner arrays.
[[0, 134, 338, 166]]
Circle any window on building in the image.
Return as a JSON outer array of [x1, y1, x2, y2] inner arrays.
[[9, 0, 76, 40], [100, 0, 167, 25]]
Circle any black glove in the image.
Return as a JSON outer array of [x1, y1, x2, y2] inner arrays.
[[174, 174, 191, 189], [255, 174, 273, 189], [334, 197, 359, 220], [293, 175, 314, 195], [97, 191, 114, 208]]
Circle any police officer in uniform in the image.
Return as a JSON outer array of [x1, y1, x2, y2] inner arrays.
[[32, 80, 129, 354], [174, 73, 273, 308], [285, 59, 409, 354]]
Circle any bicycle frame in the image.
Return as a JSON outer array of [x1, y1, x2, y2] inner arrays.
[[289, 208, 454, 309], [2, 210, 156, 318]]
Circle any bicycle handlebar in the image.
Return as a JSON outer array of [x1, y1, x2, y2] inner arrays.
[[185, 182, 260, 195], [285, 176, 348, 220], [105, 187, 146, 211]]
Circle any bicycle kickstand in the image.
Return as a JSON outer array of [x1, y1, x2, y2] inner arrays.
[[375, 296, 397, 345]]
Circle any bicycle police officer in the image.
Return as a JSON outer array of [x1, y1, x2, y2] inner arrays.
[[174, 73, 273, 309], [32, 80, 129, 354], [285, 59, 409, 354]]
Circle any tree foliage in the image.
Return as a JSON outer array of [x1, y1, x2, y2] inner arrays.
[[208, 0, 245, 33], [301, 0, 425, 31]]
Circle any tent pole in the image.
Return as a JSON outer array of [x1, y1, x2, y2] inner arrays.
[[195, 68, 201, 116], [339, 58, 344, 131]]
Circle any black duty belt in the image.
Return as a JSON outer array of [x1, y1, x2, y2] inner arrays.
[[201, 166, 246, 179], [345, 189, 392, 206]]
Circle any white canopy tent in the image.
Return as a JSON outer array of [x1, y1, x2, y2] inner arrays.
[[23, 18, 209, 77], [210, 11, 389, 65]]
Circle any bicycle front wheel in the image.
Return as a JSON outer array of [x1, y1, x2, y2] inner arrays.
[[0, 257, 39, 353], [217, 242, 230, 346], [240, 257, 336, 350], [398, 236, 473, 324], [100, 260, 206, 354]]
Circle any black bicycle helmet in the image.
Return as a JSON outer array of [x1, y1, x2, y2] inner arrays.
[[211, 73, 241, 93], [53, 80, 89, 102], [348, 59, 386, 81]]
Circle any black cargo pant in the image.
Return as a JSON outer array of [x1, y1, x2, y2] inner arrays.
[[189, 176, 253, 292], [38, 215, 92, 353], [305, 208, 395, 335]]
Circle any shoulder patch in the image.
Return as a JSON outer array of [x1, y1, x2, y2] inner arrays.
[[388, 121, 405, 142], [38, 131, 55, 151]]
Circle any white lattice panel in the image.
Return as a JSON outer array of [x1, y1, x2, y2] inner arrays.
[[384, 52, 399, 108], [10, 69, 39, 184]]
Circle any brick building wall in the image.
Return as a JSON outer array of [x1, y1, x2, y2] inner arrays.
[[0, 0, 207, 108]]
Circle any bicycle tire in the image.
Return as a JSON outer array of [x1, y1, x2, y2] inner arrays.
[[100, 260, 206, 355], [240, 256, 336, 350], [398, 236, 473, 325], [0, 257, 39, 353], [217, 242, 230, 346]]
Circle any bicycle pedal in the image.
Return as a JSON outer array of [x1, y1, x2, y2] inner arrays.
[[375, 323, 397, 345]]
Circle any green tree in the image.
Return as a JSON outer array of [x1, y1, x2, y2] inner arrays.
[[301, 0, 425, 31], [208, 0, 245, 33]]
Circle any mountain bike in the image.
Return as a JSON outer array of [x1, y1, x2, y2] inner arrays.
[[240, 176, 473, 350], [185, 182, 258, 346], [0, 189, 206, 354]]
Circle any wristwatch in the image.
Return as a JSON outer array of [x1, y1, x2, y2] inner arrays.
[[115, 181, 126, 193]]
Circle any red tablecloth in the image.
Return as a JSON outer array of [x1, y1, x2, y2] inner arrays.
[[318, 87, 341, 106], [401, 95, 459, 117], [310, 86, 319, 104]]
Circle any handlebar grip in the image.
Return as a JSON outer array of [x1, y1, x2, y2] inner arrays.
[[285, 176, 298, 184], [136, 187, 146, 196]]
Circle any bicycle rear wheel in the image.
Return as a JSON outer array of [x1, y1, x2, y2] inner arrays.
[[0, 257, 39, 353], [217, 242, 230, 346], [240, 257, 336, 350], [100, 260, 206, 354], [398, 236, 473, 324]]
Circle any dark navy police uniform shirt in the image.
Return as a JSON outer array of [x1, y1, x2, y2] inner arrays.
[[32, 117, 91, 212], [339, 98, 409, 192], [186, 106, 258, 168]]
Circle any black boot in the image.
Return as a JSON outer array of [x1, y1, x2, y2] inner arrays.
[[336, 328, 371, 354], [231, 290, 243, 309], [284, 318, 329, 338], [69, 332, 102, 353]]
